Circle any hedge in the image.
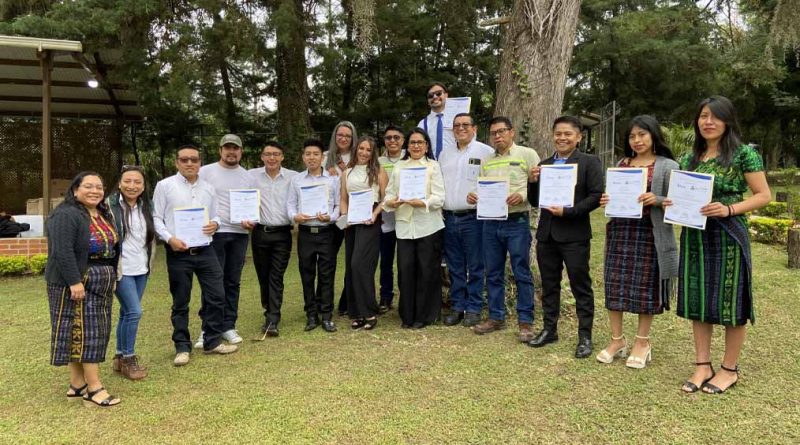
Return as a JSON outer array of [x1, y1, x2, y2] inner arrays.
[[749, 216, 794, 244], [0, 254, 48, 276]]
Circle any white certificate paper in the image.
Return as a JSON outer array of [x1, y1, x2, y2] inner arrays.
[[664, 170, 715, 230], [229, 189, 260, 223], [539, 164, 577, 208], [399, 167, 428, 200], [300, 183, 329, 216], [348, 190, 374, 224], [174, 207, 211, 248], [477, 177, 509, 220], [441, 97, 471, 129], [604, 168, 646, 219]]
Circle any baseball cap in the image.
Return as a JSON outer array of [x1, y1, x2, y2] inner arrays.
[[219, 134, 243, 147]]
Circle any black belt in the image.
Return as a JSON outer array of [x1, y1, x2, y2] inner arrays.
[[443, 209, 476, 217], [88, 257, 116, 266], [298, 225, 333, 234], [508, 211, 529, 219], [167, 245, 208, 256], [255, 224, 292, 233]]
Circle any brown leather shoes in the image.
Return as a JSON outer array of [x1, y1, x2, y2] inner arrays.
[[120, 355, 148, 380], [517, 323, 534, 343], [473, 319, 506, 335]]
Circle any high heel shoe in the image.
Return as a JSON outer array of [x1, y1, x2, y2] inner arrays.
[[595, 335, 628, 364], [682, 362, 715, 393], [625, 335, 652, 369], [702, 364, 739, 394]]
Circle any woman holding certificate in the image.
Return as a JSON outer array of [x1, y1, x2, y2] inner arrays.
[[596, 115, 678, 369], [383, 128, 446, 329], [340, 136, 388, 330], [670, 96, 770, 394]]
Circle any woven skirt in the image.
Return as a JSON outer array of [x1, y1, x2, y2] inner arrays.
[[677, 217, 753, 326], [604, 217, 670, 314], [48, 264, 115, 365]]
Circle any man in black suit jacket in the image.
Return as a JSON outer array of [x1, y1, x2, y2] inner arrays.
[[527, 116, 603, 358]]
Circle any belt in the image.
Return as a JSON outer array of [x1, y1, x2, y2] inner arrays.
[[443, 209, 476, 217], [167, 245, 208, 256], [298, 225, 333, 234], [508, 211, 529, 219], [255, 224, 292, 233]]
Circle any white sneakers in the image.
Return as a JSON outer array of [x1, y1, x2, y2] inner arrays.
[[194, 332, 204, 349], [174, 352, 190, 367], [222, 329, 243, 344], [204, 343, 238, 355]]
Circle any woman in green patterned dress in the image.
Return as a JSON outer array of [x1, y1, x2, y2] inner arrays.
[[667, 96, 770, 394]]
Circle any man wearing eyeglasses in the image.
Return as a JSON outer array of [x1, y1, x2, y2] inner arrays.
[[247, 141, 298, 339], [196, 134, 256, 348], [153, 144, 238, 366], [467, 116, 540, 342], [376, 125, 405, 313], [439, 113, 493, 328], [417, 82, 455, 160]]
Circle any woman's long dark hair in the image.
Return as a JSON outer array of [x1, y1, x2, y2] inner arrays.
[[116, 165, 156, 245], [624, 115, 675, 161], [401, 128, 435, 160], [690, 95, 742, 169], [63, 171, 113, 221], [347, 136, 380, 186]]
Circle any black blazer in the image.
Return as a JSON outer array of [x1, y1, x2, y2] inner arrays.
[[528, 150, 603, 243]]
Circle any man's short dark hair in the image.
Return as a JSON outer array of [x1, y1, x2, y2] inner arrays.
[[383, 124, 405, 135], [488, 116, 513, 129], [553, 115, 583, 132], [177, 143, 199, 155], [427, 82, 448, 94], [453, 113, 474, 126], [302, 138, 325, 153], [263, 140, 285, 152]]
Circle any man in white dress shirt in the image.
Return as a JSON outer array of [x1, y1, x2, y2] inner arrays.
[[439, 113, 494, 328], [417, 82, 455, 160], [246, 141, 297, 339], [152, 144, 238, 366]]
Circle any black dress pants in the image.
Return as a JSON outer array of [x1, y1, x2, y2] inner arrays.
[[332, 224, 347, 313], [536, 237, 595, 339], [344, 223, 380, 319], [298, 225, 336, 320], [397, 230, 443, 326], [251, 226, 292, 324]]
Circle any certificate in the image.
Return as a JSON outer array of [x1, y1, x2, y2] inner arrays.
[[229, 189, 260, 223], [399, 167, 428, 200], [300, 183, 329, 216], [174, 207, 211, 248], [664, 170, 714, 229], [604, 168, 646, 219], [477, 177, 509, 220], [441, 97, 471, 129], [538, 164, 577, 208], [347, 190, 374, 224]]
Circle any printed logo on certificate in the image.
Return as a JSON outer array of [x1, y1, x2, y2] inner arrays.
[[663, 170, 715, 230], [173, 206, 212, 248], [300, 183, 330, 217], [538, 164, 577, 208], [229, 189, 261, 224], [476, 177, 509, 220], [399, 166, 428, 201], [604, 168, 647, 219]]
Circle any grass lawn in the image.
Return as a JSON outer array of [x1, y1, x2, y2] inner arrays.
[[1, 210, 799, 444]]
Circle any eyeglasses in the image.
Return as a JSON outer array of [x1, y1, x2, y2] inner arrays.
[[453, 123, 473, 129], [489, 128, 511, 137], [335, 133, 352, 140], [408, 140, 427, 147], [427, 90, 444, 99], [261, 152, 283, 158], [80, 184, 104, 191], [177, 156, 201, 164], [384, 135, 403, 141]]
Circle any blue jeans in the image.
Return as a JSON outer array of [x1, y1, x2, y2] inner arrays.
[[379, 230, 397, 304], [115, 273, 148, 356], [210, 232, 249, 331], [483, 213, 534, 323], [444, 213, 484, 314]]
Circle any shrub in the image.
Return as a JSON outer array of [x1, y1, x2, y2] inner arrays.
[[749, 216, 793, 244], [0, 256, 29, 275], [757, 201, 789, 218], [28, 254, 48, 274], [767, 168, 800, 186]]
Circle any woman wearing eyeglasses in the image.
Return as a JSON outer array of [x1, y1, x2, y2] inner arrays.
[[107, 165, 156, 380], [46, 171, 121, 407], [383, 128, 446, 328]]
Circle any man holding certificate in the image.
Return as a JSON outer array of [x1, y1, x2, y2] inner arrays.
[[527, 116, 603, 359], [287, 139, 341, 333], [248, 141, 297, 339], [438, 113, 493, 328], [197, 134, 256, 347], [152, 144, 238, 367], [466, 116, 540, 342]]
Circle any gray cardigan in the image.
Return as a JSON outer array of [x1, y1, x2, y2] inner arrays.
[[648, 155, 680, 281]]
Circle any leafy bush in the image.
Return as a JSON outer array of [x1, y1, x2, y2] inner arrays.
[[27, 254, 48, 274], [662, 124, 695, 160], [757, 201, 789, 218], [0, 256, 29, 275], [767, 168, 800, 186], [749, 216, 793, 244]]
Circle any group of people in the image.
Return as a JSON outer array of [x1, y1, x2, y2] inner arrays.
[[44, 84, 770, 408]]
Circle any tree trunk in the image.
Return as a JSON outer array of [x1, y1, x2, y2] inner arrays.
[[788, 227, 800, 269], [273, 0, 312, 163], [342, 0, 354, 114], [494, 0, 582, 159], [219, 60, 238, 133]]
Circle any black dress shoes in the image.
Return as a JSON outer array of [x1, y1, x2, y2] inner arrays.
[[527, 329, 559, 348], [575, 337, 593, 359], [321, 320, 337, 332], [463, 312, 481, 327], [304, 317, 320, 332], [411, 322, 425, 329], [263, 322, 279, 337], [443, 311, 464, 326]]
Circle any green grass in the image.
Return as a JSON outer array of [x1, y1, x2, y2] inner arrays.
[[1, 211, 799, 444]]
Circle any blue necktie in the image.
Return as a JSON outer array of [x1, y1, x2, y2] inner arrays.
[[435, 113, 443, 159]]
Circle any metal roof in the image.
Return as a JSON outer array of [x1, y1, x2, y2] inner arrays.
[[0, 35, 143, 120]]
